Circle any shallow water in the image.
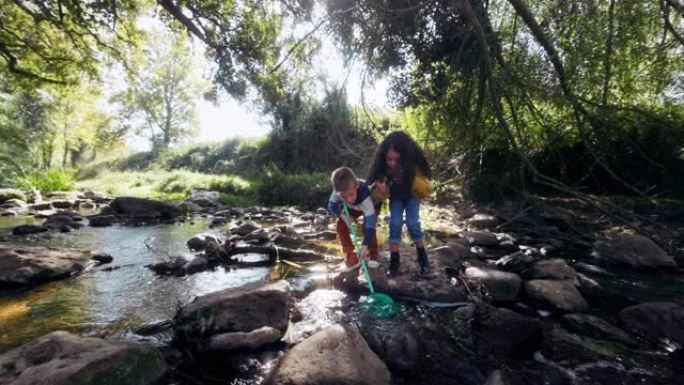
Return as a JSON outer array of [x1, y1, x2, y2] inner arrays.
[[595, 270, 684, 307], [2, 211, 682, 384], [0, 218, 273, 353]]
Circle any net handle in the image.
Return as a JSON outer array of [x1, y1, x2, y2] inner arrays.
[[342, 202, 375, 294]]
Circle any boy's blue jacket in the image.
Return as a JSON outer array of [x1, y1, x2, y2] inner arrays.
[[328, 179, 377, 246]]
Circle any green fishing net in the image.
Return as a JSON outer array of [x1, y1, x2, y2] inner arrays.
[[360, 292, 404, 318]]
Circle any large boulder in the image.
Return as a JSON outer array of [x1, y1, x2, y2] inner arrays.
[[494, 251, 535, 277], [43, 214, 83, 232], [205, 326, 282, 352], [618, 302, 684, 350], [87, 214, 118, 227], [173, 281, 291, 346], [346, 243, 467, 302], [82, 189, 110, 201], [432, 244, 472, 268], [0, 188, 26, 204], [46, 191, 81, 200], [459, 231, 499, 247], [268, 323, 391, 385], [187, 233, 221, 251], [11, 225, 48, 236], [366, 264, 468, 303], [562, 313, 637, 346], [230, 221, 261, 236], [530, 258, 577, 280], [0, 244, 105, 287], [464, 266, 521, 302], [451, 303, 543, 356], [0, 331, 166, 385], [50, 199, 75, 209], [109, 197, 182, 222], [540, 325, 624, 366], [0, 199, 27, 209], [524, 279, 589, 312], [383, 324, 422, 372], [29, 202, 53, 211], [465, 213, 499, 229], [190, 189, 221, 207], [591, 234, 676, 270]]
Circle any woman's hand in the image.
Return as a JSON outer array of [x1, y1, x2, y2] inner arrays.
[[373, 179, 389, 195]]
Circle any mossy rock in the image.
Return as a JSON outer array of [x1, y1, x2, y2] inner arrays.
[[0, 188, 27, 204], [0, 331, 166, 385]]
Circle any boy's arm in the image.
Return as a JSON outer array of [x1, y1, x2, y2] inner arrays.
[[358, 196, 377, 246], [327, 191, 341, 217]]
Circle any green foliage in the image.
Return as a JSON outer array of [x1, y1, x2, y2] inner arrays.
[[2, 0, 682, 202], [155, 171, 249, 196], [254, 171, 329, 209], [115, 28, 208, 152], [258, 87, 380, 174], [0, 83, 126, 186], [158, 138, 263, 174], [219, 193, 257, 207], [77, 168, 332, 208], [327, 0, 684, 199], [0, 0, 142, 86], [77, 169, 252, 202], [15, 169, 76, 193]]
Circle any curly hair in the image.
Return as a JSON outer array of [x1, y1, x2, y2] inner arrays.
[[367, 131, 431, 189]]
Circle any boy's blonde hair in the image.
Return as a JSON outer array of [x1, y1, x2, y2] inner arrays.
[[331, 167, 357, 192]]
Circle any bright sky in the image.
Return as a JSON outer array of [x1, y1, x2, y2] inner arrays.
[[127, 12, 391, 147], [194, 47, 390, 143], [195, 97, 270, 142]]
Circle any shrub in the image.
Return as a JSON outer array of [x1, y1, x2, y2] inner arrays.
[[220, 193, 257, 207], [254, 171, 329, 209], [207, 175, 250, 195], [15, 169, 76, 193], [155, 171, 253, 199]]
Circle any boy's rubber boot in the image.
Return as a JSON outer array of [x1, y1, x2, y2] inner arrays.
[[386, 252, 400, 277], [340, 252, 360, 273], [417, 247, 430, 274]]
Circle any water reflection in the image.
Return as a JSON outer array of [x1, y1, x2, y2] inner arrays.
[[0, 218, 270, 353]]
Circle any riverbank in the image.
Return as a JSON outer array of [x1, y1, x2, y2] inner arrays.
[[0, 190, 683, 385]]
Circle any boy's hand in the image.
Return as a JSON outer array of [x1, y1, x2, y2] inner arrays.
[[360, 245, 369, 259]]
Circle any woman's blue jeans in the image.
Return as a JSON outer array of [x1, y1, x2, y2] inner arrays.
[[389, 195, 423, 245]]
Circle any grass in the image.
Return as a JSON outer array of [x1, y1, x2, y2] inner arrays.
[[77, 168, 333, 209], [76, 169, 253, 203], [15, 169, 76, 193]]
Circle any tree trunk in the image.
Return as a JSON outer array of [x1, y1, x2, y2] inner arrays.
[[460, 0, 524, 160], [661, 0, 684, 47], [602, 0, 615, 106], [62, 102, 70, 168], [505, 0, 589, 119]]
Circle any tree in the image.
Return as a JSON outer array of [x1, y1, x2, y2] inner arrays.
[[0, 0, 142, 86], [51, 82, 123, 166], [117, 29, 208, 152], [323, 0, 684, 197]]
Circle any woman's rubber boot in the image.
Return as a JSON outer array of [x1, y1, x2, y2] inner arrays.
[[386, 252, 400, 277], [417, 247, 430, 274]]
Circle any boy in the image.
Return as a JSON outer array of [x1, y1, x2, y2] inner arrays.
[[328, 167, 381, 272]]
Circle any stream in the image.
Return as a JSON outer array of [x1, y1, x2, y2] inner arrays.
[[1, 206, 683, 385], [0, 217, 274, 353]]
